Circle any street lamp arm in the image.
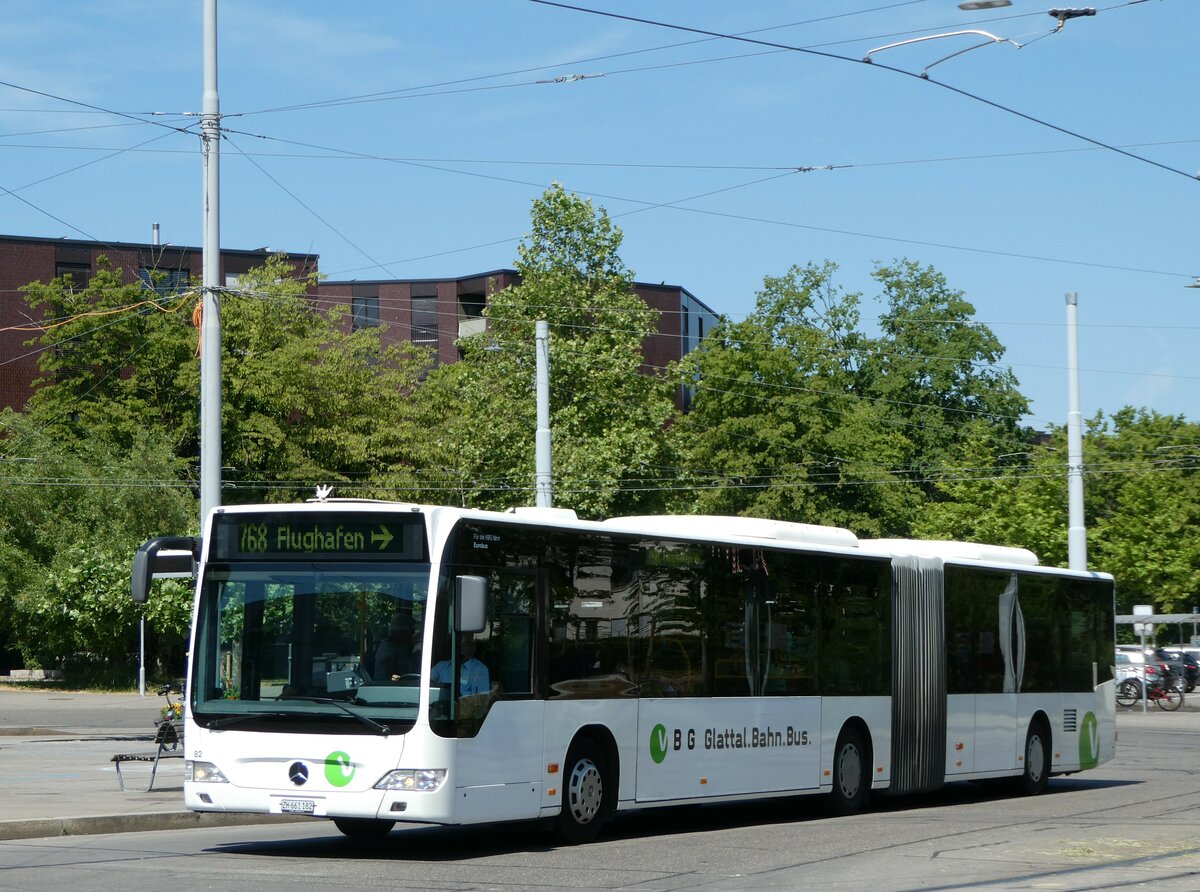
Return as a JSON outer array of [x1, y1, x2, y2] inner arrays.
[[864, 30, 1022, 76]]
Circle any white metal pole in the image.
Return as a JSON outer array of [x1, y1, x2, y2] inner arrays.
[[1140, 625, 1148, 715], [139, 617, 145, 697], [199, 0, 222, 528], [1066, 293, 1087, 571], [535, 320, 552, 507]]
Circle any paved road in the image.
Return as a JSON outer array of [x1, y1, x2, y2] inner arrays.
[[0, 686, 161, 735], [0, 687, 296, 838], [2, 687, 1199, 889]]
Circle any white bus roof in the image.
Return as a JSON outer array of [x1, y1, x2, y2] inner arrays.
[[864, 538, 1040, 567], [603, 515, 860, 550], [211, 502, 1061, 571]]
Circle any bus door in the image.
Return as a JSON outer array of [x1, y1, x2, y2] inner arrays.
[[441, 566, 545, 823], [973, 573, 1022, 773]]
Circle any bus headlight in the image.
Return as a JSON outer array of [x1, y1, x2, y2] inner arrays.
[[374, 769, 446, 792], [187, 760, 229, 783]]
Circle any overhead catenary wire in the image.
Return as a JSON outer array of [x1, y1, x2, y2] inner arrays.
[[526, 0, 1199, 185], [7, 136, 1199, 178], [223, 134, 400, 282], [5, 454, 1193, 498], [216, 127, 1187, 282], [233, 1, 941, 117]]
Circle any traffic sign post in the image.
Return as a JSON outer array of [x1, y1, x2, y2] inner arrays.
[[1134, 605, 1152, 714]]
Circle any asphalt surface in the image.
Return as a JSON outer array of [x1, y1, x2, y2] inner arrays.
[[2, 684, 1195, 843], [0, 686, 300, 840]]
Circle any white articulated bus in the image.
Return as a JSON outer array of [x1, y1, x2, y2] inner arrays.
[[132, 501, 1115, 842]]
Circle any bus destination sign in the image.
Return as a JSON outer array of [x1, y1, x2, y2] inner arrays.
[[212, 513, 427, 562]]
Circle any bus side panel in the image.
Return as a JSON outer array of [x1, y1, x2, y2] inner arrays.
[[453, 700, 546, 822], [541, 698, 639, 814], [1015, 691, 1109, 775], [973, 693, 1019, 774], [945, 694, 975, 775], [819, 696, 892, 791], [1094, 679, 1116, 767], [634, 698, 822, 803]]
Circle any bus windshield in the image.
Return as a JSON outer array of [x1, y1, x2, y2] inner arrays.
[[191, 561, 430, 734]]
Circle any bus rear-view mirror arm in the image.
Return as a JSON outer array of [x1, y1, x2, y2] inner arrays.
[[131, 535, 201, 603]]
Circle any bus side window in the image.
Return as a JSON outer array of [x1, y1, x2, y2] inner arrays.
[[496, 615, 533, 695], [493, 573, 535, 697]]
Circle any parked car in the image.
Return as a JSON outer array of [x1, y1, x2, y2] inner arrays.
[[1115, 650, 1149, 683], [1115, 650, 1166, 697]]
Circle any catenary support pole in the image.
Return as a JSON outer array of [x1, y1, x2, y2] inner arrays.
[[1066, 293, 1087, 571], [199, 0, 222, 528], [535, 320, 552, 507], [141, 222, 160, 696]]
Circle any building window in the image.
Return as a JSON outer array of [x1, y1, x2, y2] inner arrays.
[[55, 262, 90, 291], [137, 267, 190, 296], [411, 294, 438, 347], [352, 294, 380, 330]]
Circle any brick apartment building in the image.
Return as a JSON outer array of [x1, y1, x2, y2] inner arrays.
[[317, 271, 718, 405], [0, 234, 316, 411], [1, 234, 717, 412]]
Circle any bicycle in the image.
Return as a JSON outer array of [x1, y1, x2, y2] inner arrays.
[[1116, 668, 1183, 711], [112, 682, 185, 791], [154, 682, 184, 747]]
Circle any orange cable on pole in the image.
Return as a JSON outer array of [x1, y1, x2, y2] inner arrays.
[[192, 296, 204, 356]]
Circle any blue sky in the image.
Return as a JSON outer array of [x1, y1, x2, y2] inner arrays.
[[1, 0, 1196, 433]]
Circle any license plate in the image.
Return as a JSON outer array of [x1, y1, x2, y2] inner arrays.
[[280, 799, 316, 815]]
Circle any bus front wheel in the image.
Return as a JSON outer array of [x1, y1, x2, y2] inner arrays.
[[554, 737, 611, 844], [333, 817, 395, 840], [829, 726, 871, 815], [1015, 719, 1050, 796]]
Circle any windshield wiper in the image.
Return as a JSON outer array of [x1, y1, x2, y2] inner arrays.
[[206, 711, 292, 730], [283, 696, 391, 737]]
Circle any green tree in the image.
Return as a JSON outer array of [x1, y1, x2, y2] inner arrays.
[[916, 408, 1200, 625], [1087, 409, 1200, 617], [674, 260, 1034, 535], [912, 421, 1066, 560], [23, 255, 435, 501], [672, 262, 920, 535], [0, 412, 194, 679], [858, 260, 1032, 480], [444, 184, 678, 518]]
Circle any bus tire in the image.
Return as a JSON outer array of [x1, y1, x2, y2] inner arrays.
[[333, 817, 395, 840], [829, 725, 870, 816], [554, 737, 611, 844], [1015, 719, 1050, 796]]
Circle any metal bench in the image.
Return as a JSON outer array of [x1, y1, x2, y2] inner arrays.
[[111, 720, 183, 792]]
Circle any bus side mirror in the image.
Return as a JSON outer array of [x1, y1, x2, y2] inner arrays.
[[131, 536, 200, 603], [455, 575, 487, 633]]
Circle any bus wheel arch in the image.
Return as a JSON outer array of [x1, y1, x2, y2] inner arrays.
[[828, 719, 872, 815], [554, 726, 618, 844], [1016, 712, 1051, 795]]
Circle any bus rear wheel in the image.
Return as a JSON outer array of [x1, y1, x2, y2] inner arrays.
[[829, 726, 870, 815], [554, 738, 611, 844], [333, 817, 395, 840]]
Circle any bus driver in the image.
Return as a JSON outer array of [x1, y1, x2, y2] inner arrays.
[[432, 635, 490, 696]]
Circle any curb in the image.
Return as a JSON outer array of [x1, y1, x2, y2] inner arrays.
[[0, 811, 309, 841]]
